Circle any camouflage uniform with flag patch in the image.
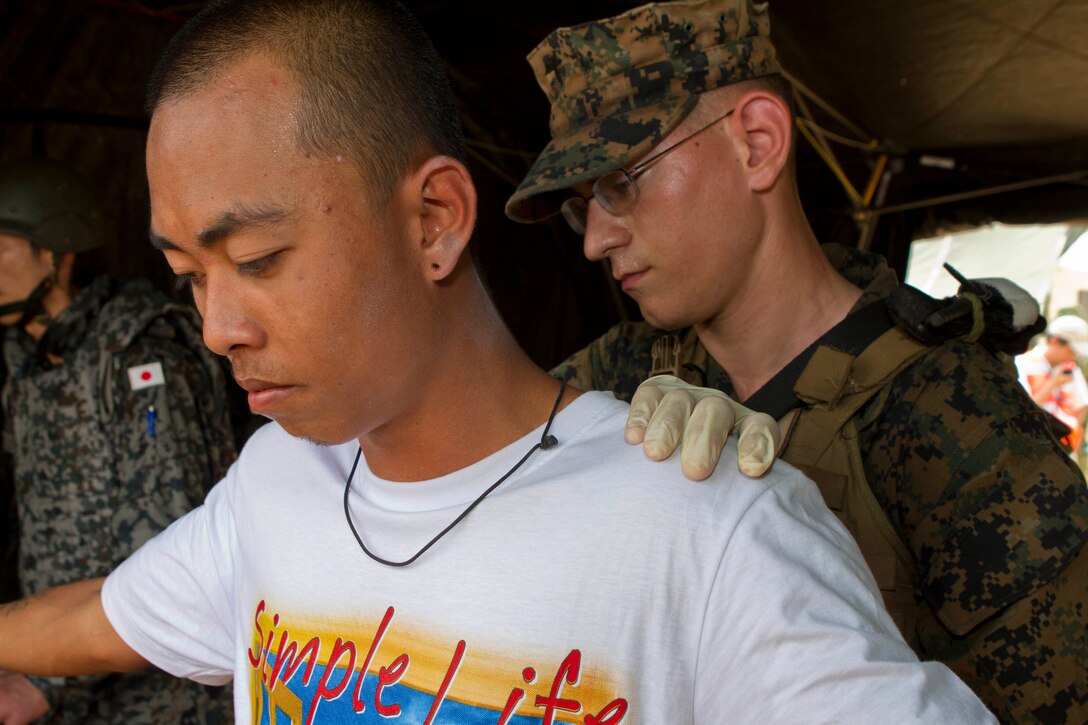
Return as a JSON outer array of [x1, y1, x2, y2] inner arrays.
[[509, 0, 1087, 721], [3, 276, 236, 724], [553, 245, 1088, 724]]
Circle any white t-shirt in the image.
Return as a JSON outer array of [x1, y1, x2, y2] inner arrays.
[[103, 392, 992, 724]]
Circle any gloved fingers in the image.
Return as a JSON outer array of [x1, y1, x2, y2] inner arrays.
[[734, 412, 780, 477], [642, 389, 695, 461], [624, 382, 667, 444], [679, 395, 735, 481]]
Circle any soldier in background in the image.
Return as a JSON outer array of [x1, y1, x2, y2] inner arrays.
[[0, 400, 16, 606], [0, 157, 235, 724], [505, 0, 1088, 721]]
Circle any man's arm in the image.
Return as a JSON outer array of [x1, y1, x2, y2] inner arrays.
[[864, 343, 1088, 722], [695, 469, 996, 723], [0, 579, 146, 676]]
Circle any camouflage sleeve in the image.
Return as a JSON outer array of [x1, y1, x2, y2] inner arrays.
[[860, 341, 1088, 723], [549, 321, 661, 403], [105, 321, 236, 562], [37, 321, 240, 722]]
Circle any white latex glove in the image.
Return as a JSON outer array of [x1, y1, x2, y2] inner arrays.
[[624, 375, 780, 480]]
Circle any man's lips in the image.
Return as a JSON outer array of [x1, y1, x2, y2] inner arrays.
[[616, 269, 648, 291], [233, 377, 284, 393], [235, 377, 293, 414]]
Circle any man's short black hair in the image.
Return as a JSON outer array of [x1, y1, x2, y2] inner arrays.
[[146, 0, 467, 203]]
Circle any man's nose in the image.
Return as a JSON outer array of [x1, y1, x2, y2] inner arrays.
[[582, 202, 630, 262], [198, 278, 264, 357]]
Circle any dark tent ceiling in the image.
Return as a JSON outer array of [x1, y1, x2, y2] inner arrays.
[[2, 0, 1086, 367]]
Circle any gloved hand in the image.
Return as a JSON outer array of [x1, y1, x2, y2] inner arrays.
[[624, 375, 780, 480]]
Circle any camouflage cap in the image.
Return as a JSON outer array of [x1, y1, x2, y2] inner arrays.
[[505, 0, 780, 224]]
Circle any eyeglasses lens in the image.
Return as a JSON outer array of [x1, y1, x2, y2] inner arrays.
[[560, 197, 588, 235], [559, 169, 641, 236], [594, 170, 639, 216]]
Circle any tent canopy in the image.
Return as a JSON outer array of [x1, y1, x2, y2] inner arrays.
[[2, 0, 1086, 365]]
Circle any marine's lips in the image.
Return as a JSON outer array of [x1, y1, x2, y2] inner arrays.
[[616, 268, 648, 291]]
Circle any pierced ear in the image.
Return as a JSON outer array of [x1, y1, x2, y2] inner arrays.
[[731, 91, 792, 193], [405, 155, 477, 281]]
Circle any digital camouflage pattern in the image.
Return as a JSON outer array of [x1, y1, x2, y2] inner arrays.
[[505, 0, 779, 223], [553, 246, 1088, 724], [2, 276, 235, 724]]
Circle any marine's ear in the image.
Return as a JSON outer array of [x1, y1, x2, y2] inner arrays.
[[727, 89, 792, 193], [403, 155, 477, 281]]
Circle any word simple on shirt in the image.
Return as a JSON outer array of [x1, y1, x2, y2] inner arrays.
[[247, 600, 629, 725]]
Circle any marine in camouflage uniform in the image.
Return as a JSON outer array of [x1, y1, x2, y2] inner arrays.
[[552, 246, 1088, 722], [506, 1, 1088, 722], [0, 158, 235, 723]]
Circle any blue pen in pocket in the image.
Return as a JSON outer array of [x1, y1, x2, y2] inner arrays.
[[147, 405, 157, 438]]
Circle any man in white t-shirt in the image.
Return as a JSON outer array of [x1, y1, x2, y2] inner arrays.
[[0, 2, 995, 723], [1016, 315, 1088, 454]]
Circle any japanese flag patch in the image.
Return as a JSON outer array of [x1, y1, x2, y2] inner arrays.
[[128, 362, 165, 391]]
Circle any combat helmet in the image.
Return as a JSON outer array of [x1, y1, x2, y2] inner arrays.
[[0, 157, 107, 254], [0, 158, 109, 323]]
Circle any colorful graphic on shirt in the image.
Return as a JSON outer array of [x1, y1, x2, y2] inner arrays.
[[247, 600, 630, 724]]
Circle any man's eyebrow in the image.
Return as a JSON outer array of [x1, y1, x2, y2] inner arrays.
[[147, 204, 290, 251], [148, 230, 178, 251]]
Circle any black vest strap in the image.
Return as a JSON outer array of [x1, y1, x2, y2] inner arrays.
[[743, 299, 895, 419]]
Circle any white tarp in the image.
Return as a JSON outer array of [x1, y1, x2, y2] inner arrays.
[[905, 224, 1070, 310]]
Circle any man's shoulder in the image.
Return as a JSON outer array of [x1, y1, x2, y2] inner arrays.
[[885, 337, 1034, 426], [557, 392, 825, 531], [559, 321, 662, 368], [553, 322, 673, 400]]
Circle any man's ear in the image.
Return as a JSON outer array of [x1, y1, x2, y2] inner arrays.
[[37, 248, 74, 289], [729, 90, 792, 193], [53, 251, 75, 288], [404, 155, 477, 281]]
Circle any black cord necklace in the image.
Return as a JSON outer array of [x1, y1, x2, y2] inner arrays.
[[343, 378, 566, 567]]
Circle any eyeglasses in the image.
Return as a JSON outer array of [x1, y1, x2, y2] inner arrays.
[[560, 108, 735, 235]]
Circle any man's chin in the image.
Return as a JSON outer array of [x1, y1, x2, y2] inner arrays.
[[639, 306, 693, 332], [274, 418, 357, 448]]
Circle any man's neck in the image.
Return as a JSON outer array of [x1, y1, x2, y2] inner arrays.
[[695, 234, 862, 402], [358, 283, 579, 482]]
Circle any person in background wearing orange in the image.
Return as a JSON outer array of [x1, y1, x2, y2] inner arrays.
[[1016, 315, 1088, 455]]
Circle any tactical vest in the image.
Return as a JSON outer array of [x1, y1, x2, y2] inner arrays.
[[648, 276, 1046, 643], [778, 327, 931, 642], [651, 320, 933, 640]]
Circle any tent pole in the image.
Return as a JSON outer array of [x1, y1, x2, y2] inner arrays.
[[865, 170, 1088, 217], [856, 161, 897, 251]]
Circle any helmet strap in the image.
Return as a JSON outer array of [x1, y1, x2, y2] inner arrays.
[[0, 275, 54, 327]]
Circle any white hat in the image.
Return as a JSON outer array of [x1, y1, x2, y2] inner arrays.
[[1047, 315, 1088, 357]]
